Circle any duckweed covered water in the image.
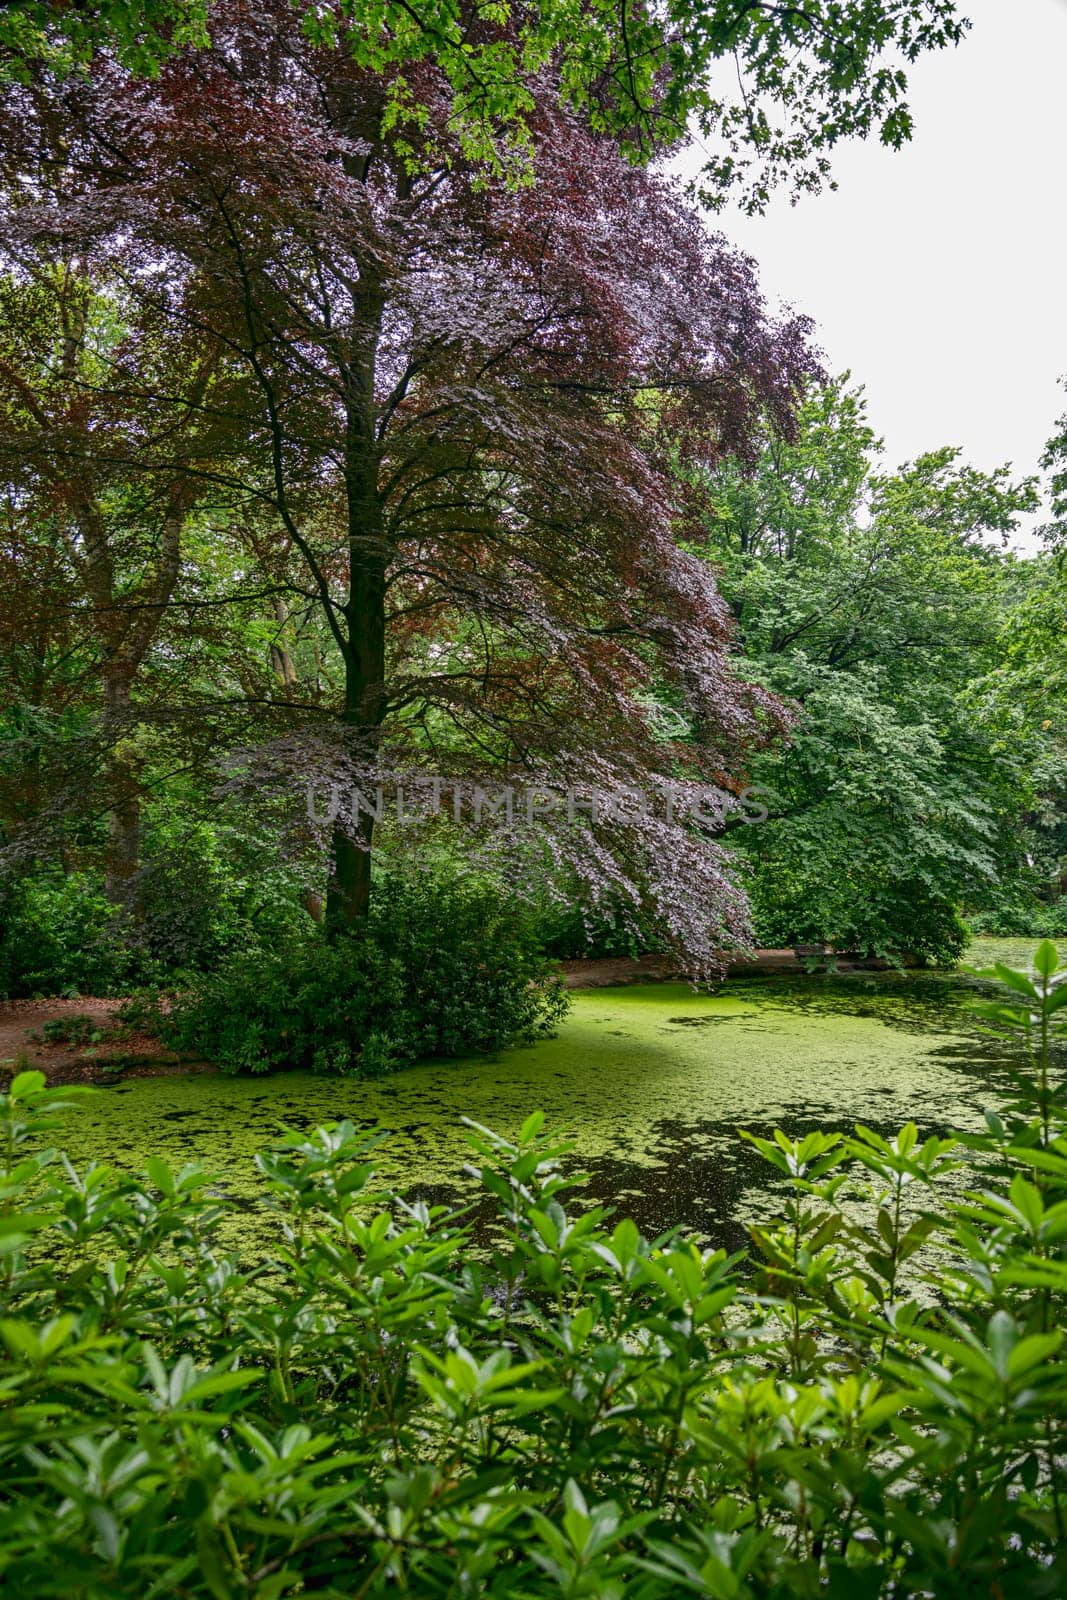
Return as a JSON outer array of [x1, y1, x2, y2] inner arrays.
[[54, 937, 1060, 1259]]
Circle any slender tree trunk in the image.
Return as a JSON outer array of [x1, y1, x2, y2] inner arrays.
[[326, 539, 388, 931], [324, 291, 388, 934], [269, 598, 299, 686], [102, 668, 141, 913]]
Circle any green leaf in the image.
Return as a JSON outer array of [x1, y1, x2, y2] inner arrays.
[[145, 1156, 175, 1197], [991, 964, 1040, 1002], [1033, 940, 1060, 980], [519, 1110, 545, 1143], [1045, 982, 1067, 1015], [9, 1070, 47, 1098], [987, 1309, 1019, 1381]]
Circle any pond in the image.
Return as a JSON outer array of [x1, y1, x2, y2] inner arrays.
[[50, 936, 1063, 1259]]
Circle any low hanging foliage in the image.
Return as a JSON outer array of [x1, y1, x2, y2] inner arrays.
[[1, 945, 1066, 1595]]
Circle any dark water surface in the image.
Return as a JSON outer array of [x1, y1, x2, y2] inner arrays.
[[52, 938, 1062, 1259]]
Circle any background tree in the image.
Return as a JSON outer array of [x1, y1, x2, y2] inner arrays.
[[692, 379, 1040, 961], [964, 395, 1067, 926], [0, 256, 227, 909], [1040, 383, 1067, 556]]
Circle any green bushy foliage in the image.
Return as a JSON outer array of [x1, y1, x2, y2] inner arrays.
[[134, 819, 262, 972], [968, 894, 1067, 939], [0, 825, 314, 998], [159, 932, 409, 1075], [1, 944, 1066, 1595], [365, 872, 569, 1056], [1023, 899, 1067, 938], [161, 872, 569, 1074], [529, 888, 666, 962], [136, 816, 310, 972], [37, 1014, 105, 1047], [0, 873, 148, 998], [747, 855, 969, 967], [701, 384, 1046, 973]]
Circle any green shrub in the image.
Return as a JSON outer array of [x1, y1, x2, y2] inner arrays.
[[968, 895, 1067, 939], [158, 932, 406, 1073], [529, 889, 666, 961], [161, 871, 569, 1074], [36, 1014, 105, 1047], [134, 820, 250, 971], [0, 875, 277, 1005], [0, 873, 148, 998], [365, 872, 570, 1057], [0, 825, 312, 999], [747, 861, 970, 966], [135, 816, 309, 971], [1, 944, 1065, 1596]]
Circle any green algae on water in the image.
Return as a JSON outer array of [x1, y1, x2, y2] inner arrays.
[[51, 960, 1022, 1261]]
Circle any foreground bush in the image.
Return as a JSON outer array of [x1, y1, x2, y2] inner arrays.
[[160, 872, 569, 1074], [1, 946, 1065, 1597]]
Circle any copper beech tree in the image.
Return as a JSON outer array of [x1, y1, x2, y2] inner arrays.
[[3, 0, 818, 967]]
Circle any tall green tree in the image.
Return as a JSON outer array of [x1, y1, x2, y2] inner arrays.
[[965, 396, 1067, 920], [1040, 383, 1067, 555], [695, 380, 1039, 960]]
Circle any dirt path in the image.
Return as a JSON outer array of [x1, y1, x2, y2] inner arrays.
[[0, 995, 197, 1085]]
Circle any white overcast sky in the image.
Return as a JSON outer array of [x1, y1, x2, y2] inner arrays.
[[684, 0, 1067, 549]]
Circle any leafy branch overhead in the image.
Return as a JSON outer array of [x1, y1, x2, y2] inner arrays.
[[1, 0, 969, 208], [0, 0, 821, 966]]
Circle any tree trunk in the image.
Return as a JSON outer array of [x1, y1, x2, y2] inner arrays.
[[269, 599, 299, 686], [75, 490, 185, 915], [328, 799, 375, 932], [324, 291, 388, 935], [325, 547, 388, 931], [102, 669, 141, 914], [301, 888, 324, 923]]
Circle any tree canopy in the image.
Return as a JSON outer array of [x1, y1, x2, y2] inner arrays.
[[692, 379, 1051, 960], [0, 0, 819, 968], [1, 0, 1062, 985], [0, 0, 969, 209]]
